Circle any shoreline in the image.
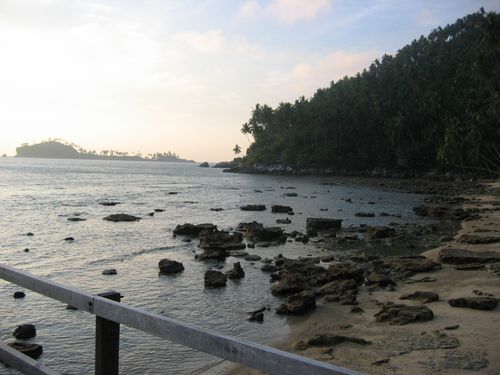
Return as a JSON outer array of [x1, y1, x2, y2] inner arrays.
[[203, 180, 500, 375]]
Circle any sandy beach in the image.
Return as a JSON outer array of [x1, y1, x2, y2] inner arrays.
[[205, 180, 500, 375]]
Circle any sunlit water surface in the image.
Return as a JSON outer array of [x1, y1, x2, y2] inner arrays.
[[0, 158, 428, 374]]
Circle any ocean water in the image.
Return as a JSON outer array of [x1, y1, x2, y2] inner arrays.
[[0, 158, 428, 374]]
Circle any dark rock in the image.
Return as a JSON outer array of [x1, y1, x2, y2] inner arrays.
[[24, 248, 30, 252], [147, 212, 154, 216], [13, 291, 25, 299], [102, 268, 117, 275], [445, 324, 460, 330], [458, 234, 500, 244], [489, 262, 500, 276], [306, 334, 371, 347], [245, 254, 261, 261], [154, 208, 165, 212], [276, 218, 291, 224], [271, 205, 293, 213], [173, 223, 217, 236], [99, 201, 120, 206], [366, 226, 395, 239], [351, 306, 364, 313], [240, 204, 266, 211], [66, 305, 78, 310], [276, 291, 316, 315], [439, 248, 500, 264], [199, 162, 209, 167], [204, 270, 227, 288], [448, 297, 497, 310], [400, 291, 439, 303], [103, 214, 141, 222], [327, 263, 365, 283], [210, 208, 224, 212], [382, 256, 440, 274], [355, 212, 375, 217], [374, 303, 434, 325], [7, 342, 43, 359], [13, 324, 36, 339], [226, 262, 245, 279], [283, 192, 298, 197], [68, 217, 86, 222], [64, 237, 75, 241], [158, 259, 184, 274], [453, 264, 485, 270], [371, 358, 390, 366], [316, 279, 357, 296], [306, 218, 342, 231], [366, 272, 395, 288], [248, 312, 264, 322], [271, 273, 307, 296], [199, 230, 245, 255], [25, 232, 34, 236]]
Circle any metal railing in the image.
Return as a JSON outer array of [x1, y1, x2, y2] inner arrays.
[[0, 263, 365, 375]]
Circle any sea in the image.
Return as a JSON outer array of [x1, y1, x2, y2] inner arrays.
[[0, 158, 429, 374]]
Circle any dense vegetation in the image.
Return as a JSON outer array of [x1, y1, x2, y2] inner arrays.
[[241, 10, 500, 176], [16, 140, 192, 162]]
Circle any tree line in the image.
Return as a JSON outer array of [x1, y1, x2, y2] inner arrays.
[[241, 9, 500, 176]]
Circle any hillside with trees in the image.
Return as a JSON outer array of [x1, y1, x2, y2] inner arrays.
[[16, 140, 193, 162], [240, 10, 500, 176]]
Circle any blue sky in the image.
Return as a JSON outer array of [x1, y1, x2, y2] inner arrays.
[[0, 0, 498, 161]]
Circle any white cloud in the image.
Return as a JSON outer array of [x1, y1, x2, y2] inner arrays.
[[239, 0, 331, 23], [173, 30, 224, 54]]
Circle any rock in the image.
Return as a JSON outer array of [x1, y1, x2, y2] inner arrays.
[[458, 234, 500, 244], [276, 291, 316, 315], [439, 248, 500, 264], [102, 268, 117, 275], [374, 303, 434, 325], [103, 214, 141, 222], [204, 270, 227, 288], [489, 262, 500, 276], [99, 201, 120, 206], [283, 192, 298, 197], [327, 263, 365, 283], [445, 324, 460, 330], [454, 264, 485, 270], [147, 212, 154, 216], [7, 342, 43, 359], [158, 259, 184, 274], [366, 226, 395, 239], [199, 162, 209, 167], [448, 297, 497, 310], [413, 205, 448, 218], [316, 279, 358, 296], [248, 312, 264, 322], [210, 208, 224, 212], [371, 358, 390, 366], [68, 217, 86, 222], [66, 304, 78, 310], [244, 254, 261, 261], [306, 218, 342, 231], [24, 248, 30, 252], [25, 232, 34, 236], [382, 256, 440, 274], [13, 291, 25, 299], [229, 250, 248, 257], [355, 212, 375, 217], [271, 273, 307, 296], [366, 272, 395, 288], [306, 334, 371, 347], [240, 204, 266, 211], [64, 236, 75, 241], [271, 205, 293, 213], [13, 324, 36, 339], [154, 208, 165, 212], [400, 291, 439, 303], [276, 218, 291, 224], [199, 230, 245, 253], [173, 223, 217, 236], [247, 226, 285, 243], [226, 262, 245, 279], [351, 306, 364, 313]]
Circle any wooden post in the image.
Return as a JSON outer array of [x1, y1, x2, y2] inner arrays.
[[95, 291, 121, 375]]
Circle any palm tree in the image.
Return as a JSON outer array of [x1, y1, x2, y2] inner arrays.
[[233, 144, 241, 156]]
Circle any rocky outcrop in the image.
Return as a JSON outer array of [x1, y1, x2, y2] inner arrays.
[[276, 291, 316, 314], [458, 234, 500, 244], [240, 204, 266, 211], [306, 218, 342, 231], [448, 297, 498, 310], [204, 270, 227, 288], [7, 342, 43, 359], [226, 262, 245, 279], [173, 223, 217, 236], [374, 303, 434, 325], [400, 291, 439, 303], [271, 273, 307, 296], [13, 324, 36, 339], [199, 162, 209, 167], [439, 249, 500, 264], [158, 259, 185, 274], [103, 214, 141, 222], [196, 230, 245, 260]]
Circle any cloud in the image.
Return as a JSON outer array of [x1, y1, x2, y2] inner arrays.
[[416, 9, 440, 27], [239, 0, 331, 23], [173, 30, 224, 54]]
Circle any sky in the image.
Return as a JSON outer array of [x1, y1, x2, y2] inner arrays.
[[0, 0, 499, 161]]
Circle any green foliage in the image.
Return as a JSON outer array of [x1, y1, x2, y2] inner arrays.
[[242, 9, 500, 175]]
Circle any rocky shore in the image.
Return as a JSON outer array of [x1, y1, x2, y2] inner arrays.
[[200, 179, 500, 375]]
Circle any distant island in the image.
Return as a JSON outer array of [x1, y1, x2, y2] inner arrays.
[[15, 140, 194, 163]]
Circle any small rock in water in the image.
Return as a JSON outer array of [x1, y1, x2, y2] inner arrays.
[[245, 254, 262, 261], [248, 312, 264, 322], [66, 305, 78, 310], [154, 208, 165, 212], [8, 342, 43, 359], [103, 214, 141, 222], [24, 248, 30, 252], [25, 232, 34, 236], [64, 237, 75, 241], [158, 259, 185, 274], [210, 208, 224, 212], [102, 269, 117, 275], [240, 204, 266, 211], [204, 270, 227, 288], [99, 201, 120, 206], [13, 291, 25, 299], [13, 324, 36, 339], [147, 212, 154, 216], [225, 262, 245, 279], [68, 217, 86, 222]]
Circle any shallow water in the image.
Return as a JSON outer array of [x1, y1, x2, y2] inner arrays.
[[0, 158, 428, 374]]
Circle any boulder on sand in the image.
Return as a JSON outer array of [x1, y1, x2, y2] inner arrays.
[[276, 291, 316, 315], [400, 291, 439, 303], [448, 297, 497, 310], [374, 303, 434, 325], [439, 248, 500, 264]]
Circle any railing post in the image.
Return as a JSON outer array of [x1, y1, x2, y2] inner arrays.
[[95, 291, 121, 375]]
